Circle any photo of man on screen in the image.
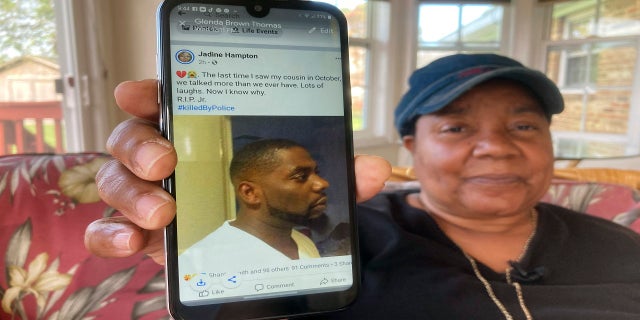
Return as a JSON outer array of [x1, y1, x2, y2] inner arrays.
[[179, 138, 329, 268]]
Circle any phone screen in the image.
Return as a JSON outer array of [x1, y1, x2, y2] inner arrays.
[[158, 0, 356, 318]]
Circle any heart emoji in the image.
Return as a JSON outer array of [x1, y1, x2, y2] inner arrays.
[[176, 71, 187, 78]]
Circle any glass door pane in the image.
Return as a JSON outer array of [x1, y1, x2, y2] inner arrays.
[[0, 0, 64, 155]]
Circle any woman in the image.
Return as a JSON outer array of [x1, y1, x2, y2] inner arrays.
[[86, 54, 640, 319], [339, 54, 640, 319]]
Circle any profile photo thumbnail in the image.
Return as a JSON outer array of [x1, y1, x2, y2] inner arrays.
[[176, 49, 194, 64]]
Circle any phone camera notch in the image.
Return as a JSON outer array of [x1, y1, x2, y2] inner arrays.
[[247, 3, 270, 17]]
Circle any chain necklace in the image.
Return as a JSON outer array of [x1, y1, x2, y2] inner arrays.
[[463, 209, 538, 320]]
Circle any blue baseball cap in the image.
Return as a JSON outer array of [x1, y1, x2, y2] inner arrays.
[[394, 54, 565, 137]]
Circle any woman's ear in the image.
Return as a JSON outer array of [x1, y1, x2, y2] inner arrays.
[[402, 135, 416, 154]]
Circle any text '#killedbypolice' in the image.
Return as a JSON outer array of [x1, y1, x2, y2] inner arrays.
[[177, 104, 236, 112]]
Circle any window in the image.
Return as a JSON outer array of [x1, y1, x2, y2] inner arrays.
[[0, 0, 119, 155], [317, 0, 371, 132], [0, 0, 63, 154], [543, 0, 640, 157], [316, 0, 400, 148], [316, 1, 510, 152], [7, 1, 637, 163], [416, 2, 506, 67]]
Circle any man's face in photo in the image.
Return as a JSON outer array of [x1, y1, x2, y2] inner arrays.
[[259, 147, 330, 225]]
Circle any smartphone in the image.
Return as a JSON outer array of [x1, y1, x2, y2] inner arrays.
[[157, 1, 357, 319]]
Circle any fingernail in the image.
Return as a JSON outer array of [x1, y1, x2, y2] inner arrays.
[[113, 231, 133, 251], [135, 193, 170, 225], [133, 140, 172, 176]]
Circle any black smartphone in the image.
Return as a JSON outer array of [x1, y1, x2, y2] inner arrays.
[[157, 1, 357, 319]]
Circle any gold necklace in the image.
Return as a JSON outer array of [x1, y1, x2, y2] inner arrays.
[[463, 209, 538, 320]]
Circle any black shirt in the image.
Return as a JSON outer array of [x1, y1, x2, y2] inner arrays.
[[313, 190, 640, 319]]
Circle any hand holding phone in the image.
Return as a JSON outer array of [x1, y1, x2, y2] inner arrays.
[[157, 1, 357, 319]]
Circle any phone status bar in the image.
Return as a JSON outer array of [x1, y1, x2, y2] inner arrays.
[[175, 4, 333, 20], [177, 5, 239, 14]]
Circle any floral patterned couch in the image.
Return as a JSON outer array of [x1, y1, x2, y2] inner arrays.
[[0, 153, 169, 320], [542, 179, 640, 233], [1, 154, 639, 319]]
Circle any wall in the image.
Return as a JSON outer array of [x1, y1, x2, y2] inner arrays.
[[107, 0, 163, 125], [174, 116, 234, 253], [110, 0, 162, 83]]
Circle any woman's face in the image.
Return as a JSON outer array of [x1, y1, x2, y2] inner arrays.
[[403, 79, 554, 219]]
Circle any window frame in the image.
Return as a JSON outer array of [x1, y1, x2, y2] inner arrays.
[[415, 2, 506, 58], [54, 0, 118, 153], [351, 0, 410, 148]]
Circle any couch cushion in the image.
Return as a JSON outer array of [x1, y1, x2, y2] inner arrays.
[[542, 179, 640, 233], [0, 153, 168, 319]]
